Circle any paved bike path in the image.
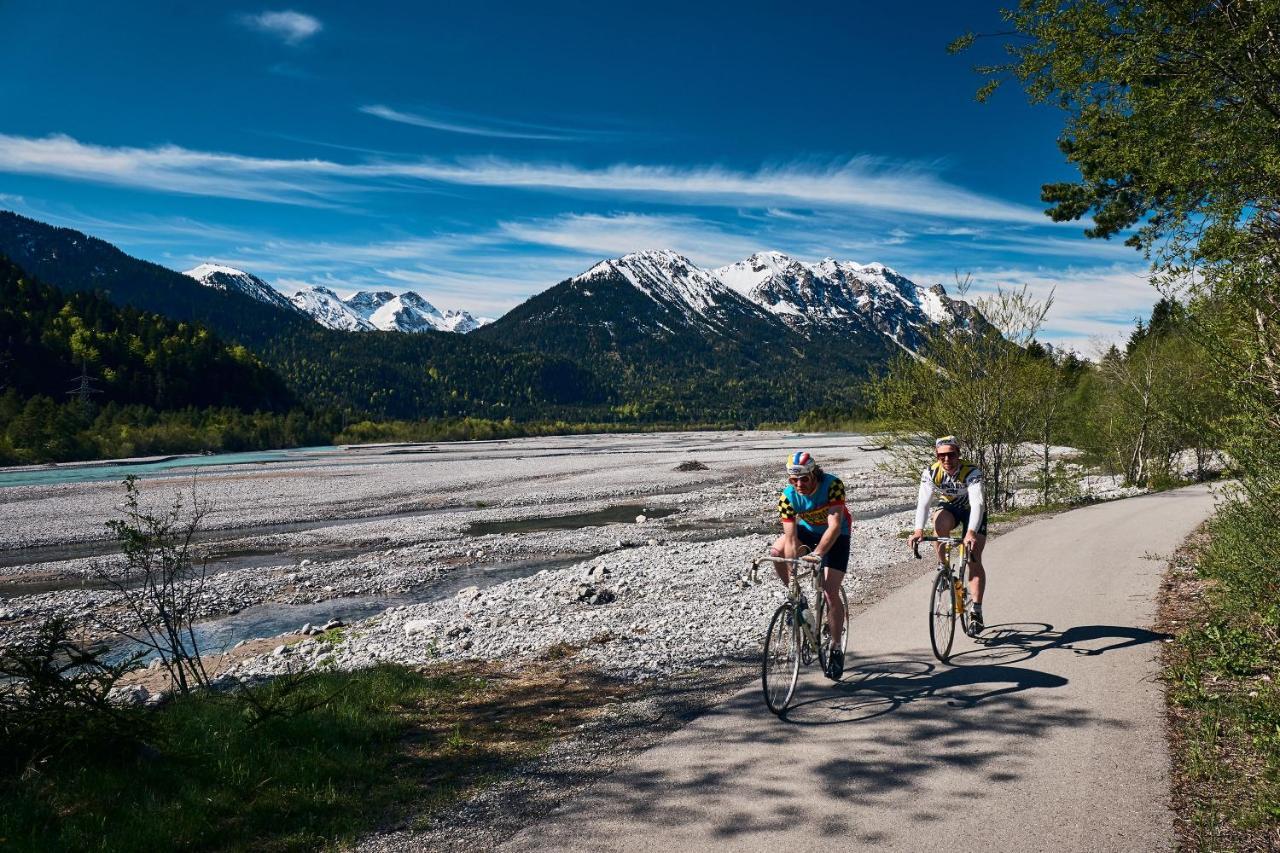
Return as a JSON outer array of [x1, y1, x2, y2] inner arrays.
[[499, 484, 1219, 853]]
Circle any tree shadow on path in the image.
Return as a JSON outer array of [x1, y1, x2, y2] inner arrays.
[[497, 624, 1168, 850], [500, 644, 1133, 851]]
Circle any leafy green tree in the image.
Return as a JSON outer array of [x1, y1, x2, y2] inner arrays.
[[963, 11, 1280, 838], [957, 1, 1279, 497], [872, 285, 1054, 510], [956, 1, 1280, 262]]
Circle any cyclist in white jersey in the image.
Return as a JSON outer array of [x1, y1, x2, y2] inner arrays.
[[907, 435, 989, 632]]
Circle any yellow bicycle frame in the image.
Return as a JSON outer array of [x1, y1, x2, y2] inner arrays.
[[946, 542, 967, 614]]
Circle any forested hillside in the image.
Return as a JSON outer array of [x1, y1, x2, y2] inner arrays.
[[0, 255, 290, 412]]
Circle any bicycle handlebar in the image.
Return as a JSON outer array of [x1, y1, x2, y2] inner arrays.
[[911, 535, 964, 560], [750, 554, 821, 569], [747, 553, 821, 583]]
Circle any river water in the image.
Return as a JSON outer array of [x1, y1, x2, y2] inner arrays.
[[0, 445, 342, 489]]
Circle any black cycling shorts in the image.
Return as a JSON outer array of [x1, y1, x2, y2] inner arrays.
[[794, 526, 850, 573], [934, 501, 988, 536]]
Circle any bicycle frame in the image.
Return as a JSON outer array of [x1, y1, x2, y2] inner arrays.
[[749, 555, 826, 651], [913, 535, 968, 615], [750, 552, 850, 714]]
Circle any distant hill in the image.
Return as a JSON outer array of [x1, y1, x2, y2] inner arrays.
[[0, 212, 608, 420], [0, 211, 994, 425], [472, 250, 874, 419]]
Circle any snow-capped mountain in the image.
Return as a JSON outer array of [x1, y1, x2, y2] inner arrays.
[[574, 250, 734, 319], [567, 249, 785, 337], [183, 263, 490, 334], [289, 285, 374, 332], [183, 263, 299, 314], [437, 309, 491, 334], [342, 289, 493, 333], [472, 249, 850, 387], [343, 290, 397, 319], [477, 248, 986, 383], [714, 251, 979, 355]]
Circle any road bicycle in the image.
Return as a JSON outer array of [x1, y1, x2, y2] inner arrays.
[[748, 553, 850, 715], [912, 535, 977, 663]]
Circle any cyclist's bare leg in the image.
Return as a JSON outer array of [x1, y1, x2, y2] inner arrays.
[[821, 567, 844, 646], [967, 533, 987, 604], [931, 508, 958, 564], [768, 533, 807, 584]]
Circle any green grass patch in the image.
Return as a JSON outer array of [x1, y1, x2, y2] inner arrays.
[[0, 660, 632, 852], [1162, 499, 1280, 851]]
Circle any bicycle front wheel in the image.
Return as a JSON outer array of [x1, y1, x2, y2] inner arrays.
[[762, 603, 801, 715], [929, 572, 956, 663]]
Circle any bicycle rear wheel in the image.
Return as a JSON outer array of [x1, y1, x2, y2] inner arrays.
[[818, 586, 850, 673], [762, 603, 801, 714], [929, 572, 955, 663]]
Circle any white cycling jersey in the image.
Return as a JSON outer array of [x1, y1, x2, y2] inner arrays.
[[914, 461, 985, 532]]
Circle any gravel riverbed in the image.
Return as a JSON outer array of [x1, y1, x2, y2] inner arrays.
[[0, 431, 1145, 669]]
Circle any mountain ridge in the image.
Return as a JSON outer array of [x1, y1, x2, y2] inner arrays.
[[184, 262, 491, 335]]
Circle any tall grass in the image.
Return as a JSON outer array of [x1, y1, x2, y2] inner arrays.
[[0, 665, 479, 852]]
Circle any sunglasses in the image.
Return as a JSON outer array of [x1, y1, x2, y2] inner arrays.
[[788, 474, 814, 483], [936, 450, 959, 459]]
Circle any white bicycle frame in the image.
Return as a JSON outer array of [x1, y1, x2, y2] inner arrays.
[[749, 554, 828, 650]]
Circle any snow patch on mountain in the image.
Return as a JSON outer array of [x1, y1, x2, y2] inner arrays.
[[290, 286, 374, 331], [573, 249, 731, 318], [183, 263, 298, 314], [713, 251, 973, 353]]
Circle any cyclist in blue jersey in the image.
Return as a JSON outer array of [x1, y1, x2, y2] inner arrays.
[[908, 435, 989, 632], [769, 450, 852, 679]]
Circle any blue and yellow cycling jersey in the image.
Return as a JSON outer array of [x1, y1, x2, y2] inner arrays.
[[778, 473, 851, 535]]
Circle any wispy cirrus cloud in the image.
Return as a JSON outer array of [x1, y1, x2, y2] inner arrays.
[[360, 104, 587, 141], [239, 10, 322, 45], [395, 157, 1049, 224], [497, 212, 763, 265], [0, 132, 1050, 223], [0, 133, 353, 206], [914, 262, 1157, 353]]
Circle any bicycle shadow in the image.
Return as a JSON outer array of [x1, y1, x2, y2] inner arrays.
[[775, 620, 1169, 725], [779, 655, 1069, 725], [947, 621, 1172, 667]]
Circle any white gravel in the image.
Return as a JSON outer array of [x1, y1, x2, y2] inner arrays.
[[1, 431, 1184, 678]]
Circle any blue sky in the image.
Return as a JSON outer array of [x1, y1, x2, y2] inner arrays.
[[0, 1, 1156, 351]]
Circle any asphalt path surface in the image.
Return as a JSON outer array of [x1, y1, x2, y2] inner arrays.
[[499, 484, 1219, 852]]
